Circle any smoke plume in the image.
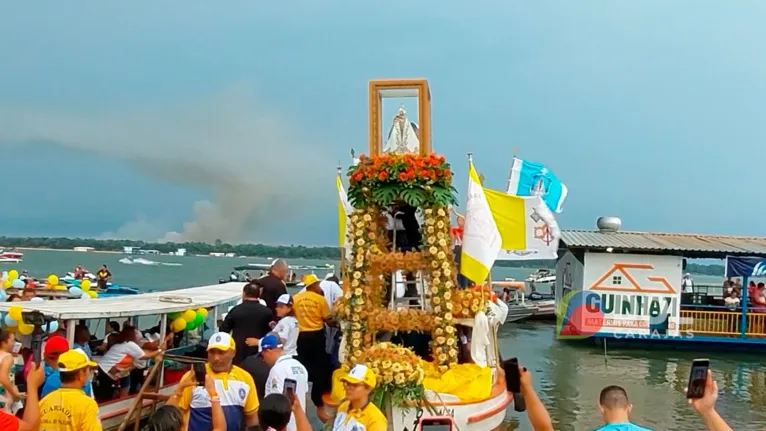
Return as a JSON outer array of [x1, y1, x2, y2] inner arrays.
[[0, 86, 332, 243]]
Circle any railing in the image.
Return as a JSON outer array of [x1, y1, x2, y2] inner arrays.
[[679, 305, 766, 338]]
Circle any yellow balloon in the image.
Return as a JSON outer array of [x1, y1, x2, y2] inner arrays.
[[8, 306, 23, 322], [171, 317, 187, 332], [17, 323, 34, 335], [47, 275, 59, 286], [54, 284, 68, 291], [2, 280, 11, 289], [182, 309, 197, 322], [197, 308, 209, 319], [8, 270, 18, 281], [81, 279, 92, 291], [87, 290, 97, 298]]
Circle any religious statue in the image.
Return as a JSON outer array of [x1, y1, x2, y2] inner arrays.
[[383, 105, 421, 154]]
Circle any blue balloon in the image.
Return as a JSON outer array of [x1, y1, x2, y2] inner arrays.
[[46, 321, 59, 334], [4, 314, 17, 327], [0, 290, 7, 302], [69, 287, 83, 296], [11, 279, 24, 289], [80, 293, 90, 300]]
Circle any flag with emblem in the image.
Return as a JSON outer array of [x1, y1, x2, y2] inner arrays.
[[461, 159, 561, 283]]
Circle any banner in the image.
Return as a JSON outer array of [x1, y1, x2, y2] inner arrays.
[[507, 157, 568, 213], [725, 256, 766, 278]]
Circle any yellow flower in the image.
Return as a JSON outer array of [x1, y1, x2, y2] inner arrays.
[[438, 239, 447, 247], [443, 268, 451, 277], [354, 350, 363, 357], [437, 221, 444, 229], [431, 261, 440, 268], [352, 339, 361, 348], [344, 291, 352, 299], [437, 208, 446, 216], [437, 251, 446, 259], [355, 261, 363, 268], [471, 305, 479, 313], [354, 288, 363, 296], [392, 363, 402, 372], [425, 218, 435, 226], [448, 349, 458, 357], [443, 291, 452, 300], [438, 354, 447, 362], [445, 281, 454, 289], [352, 323, 361, 330], [427, 237, 436, 245], [351, 279, 359, 287], [432, 297, 441, 304], [425, 208, 433, 215], [382, 360, 392, 369], [429, 246, 438, 255], [427, 226, 435, 233], [446, 326, 455, 334], [351, 215, 359, 223], [352, 331, 361, 339], [441, 261, 450, 269], [445, 312, 453, 321], [436, 336, 446, 345], [352, 315, 359, 322], [353, 271, 362, 279], [356, 239, 365, 246], [363, 214, 372, 222], [445, 302, 453, 311], [430, 286, 438, 294], [394, 373, 405, 384], [437, 232, 445, 239], [433, 306, 441, 314], [435, 327, 444, 336], [447, 338, 456, 346], [356, 222, 364, 228]]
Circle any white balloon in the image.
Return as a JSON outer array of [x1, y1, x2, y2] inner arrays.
[[30, 297, 44, 303], [47, 321, 60, 333], [80, 293, 90, 300]]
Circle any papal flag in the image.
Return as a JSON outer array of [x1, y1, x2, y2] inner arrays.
[[461, 160, 561, 284], [337, 175, 354, 259]]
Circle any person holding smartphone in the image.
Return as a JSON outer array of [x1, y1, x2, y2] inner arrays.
[[259, 334, 309, 431], [258, 393, 313, 431], [687, 369, 733, 431]]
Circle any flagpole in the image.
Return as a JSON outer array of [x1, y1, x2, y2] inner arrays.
[[506, 149, 518, 194], [337, 164, 346, 278]]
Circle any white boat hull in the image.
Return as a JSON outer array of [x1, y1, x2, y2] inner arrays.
[[0, 258, 22, 263]]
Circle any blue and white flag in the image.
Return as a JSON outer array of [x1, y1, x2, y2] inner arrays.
[[507, 157, 568, 214]]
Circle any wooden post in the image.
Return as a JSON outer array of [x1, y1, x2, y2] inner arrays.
[[116, 353, 165, 431]]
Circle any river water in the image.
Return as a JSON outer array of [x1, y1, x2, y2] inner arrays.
[[6, 250, 766, 430]]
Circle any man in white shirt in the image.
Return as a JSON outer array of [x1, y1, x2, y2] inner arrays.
[[682, 273, 694, 294], [259, 334, 309, 431]]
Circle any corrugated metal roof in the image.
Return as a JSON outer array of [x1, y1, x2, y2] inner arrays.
[[561, 230, 766, 257]]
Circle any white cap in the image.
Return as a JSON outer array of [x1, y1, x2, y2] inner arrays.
[[276, 294, 293, 305], [207, 332, 235, 351]]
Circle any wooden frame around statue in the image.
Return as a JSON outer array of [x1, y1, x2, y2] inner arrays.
[[368, 79, 431, 157]]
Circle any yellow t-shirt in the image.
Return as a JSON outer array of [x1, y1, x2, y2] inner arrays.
[[332, 400, 387, 431], [176, 364, 259, 431], [293, 290, 330, 332], [39, 388, 102, 431]]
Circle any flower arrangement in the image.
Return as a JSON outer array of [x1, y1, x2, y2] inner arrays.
[[420, 206, 460, 372], [357, 342, 426, 408], [451, 287, 492, 319], [347, 153, 457, 209]]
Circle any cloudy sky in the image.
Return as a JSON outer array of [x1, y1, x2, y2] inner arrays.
[[1, 1, 764, 246]]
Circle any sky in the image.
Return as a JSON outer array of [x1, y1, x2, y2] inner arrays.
[[1, 1, 765, 246]]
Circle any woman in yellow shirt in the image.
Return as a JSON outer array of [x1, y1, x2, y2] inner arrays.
[[293, 274, 333, 421], [332, 365, 387, 431]]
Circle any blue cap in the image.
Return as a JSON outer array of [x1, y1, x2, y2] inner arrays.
[[258, 333, 283, 353]]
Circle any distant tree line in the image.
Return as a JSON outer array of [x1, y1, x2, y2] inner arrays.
[[0, 236, 726, 274]]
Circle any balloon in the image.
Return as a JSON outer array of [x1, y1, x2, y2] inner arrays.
[[81, 279, 91, 292], [197, 308, 209, 319], [192, 313, 205, 327], [11, 279, 24, 289], [8, 270, 18, 281], [46, 321, 59, 334], [0, 290, 6, 302], [4, 315, 17, 327], [80, 293, 91, 300], [1, 280, 10, 289], [171, 317, 187, 332], [17, 323, 34, 335], [87, 290, 97, 298], [182, 310, 197, 322], [8, 306, 23, 322], [185, 320, 195, 331], [69, 287, 83, 296], [47, 275, 59, 286], [29, 297, 44, 303], [54, 285, 67, 291], [168, 312, 182, 320]]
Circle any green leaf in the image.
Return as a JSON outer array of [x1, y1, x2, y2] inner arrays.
[[372, 185, 399, 206], [400, 188, 427, 207]]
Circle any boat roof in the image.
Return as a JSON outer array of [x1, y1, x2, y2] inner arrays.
[[233, 263, 334, 271], [0, 282, 245, 320]]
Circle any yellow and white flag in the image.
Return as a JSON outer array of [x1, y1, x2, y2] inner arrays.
[[337, 175, 353, 259], [461, 161, 561, 283]]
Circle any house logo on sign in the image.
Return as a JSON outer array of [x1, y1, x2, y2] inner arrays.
[[589, 263, 676, 293]]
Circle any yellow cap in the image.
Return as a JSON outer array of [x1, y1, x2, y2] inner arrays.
[[58, 349, 97, 372], [341, 364, 377, 389], [207, 332, 236, 351], [302, 274, 320, 287]]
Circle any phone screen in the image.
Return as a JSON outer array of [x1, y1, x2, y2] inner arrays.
[[420, 418, 453, 431], [283, 378, 297, 402], [193, 362, 206, 386], [686, 359, 709, 399]]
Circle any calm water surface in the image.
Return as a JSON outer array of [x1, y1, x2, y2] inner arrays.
[[8, 250, 765, 430]]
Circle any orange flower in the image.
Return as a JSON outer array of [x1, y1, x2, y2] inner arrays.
[[378, 171, 388, 180]]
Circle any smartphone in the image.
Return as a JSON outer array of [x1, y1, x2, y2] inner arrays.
[[11, 342, 22, 354], [418, 417, 453, 431], [283, 378, 297, 403], [686, 358, 710, 399], [193, 362, 206, 386], [503, 357, 521, 393]]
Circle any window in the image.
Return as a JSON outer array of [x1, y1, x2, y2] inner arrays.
[[612, 276, 622, 285]]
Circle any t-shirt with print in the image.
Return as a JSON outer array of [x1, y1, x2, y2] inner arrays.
[[39, 387, 102, 431], [272, 316, 299, 357], [293, 291, 330, 332], [176, 364, 259, 431], [265, 355, 308, 431], [595, 423, 654, 431], [332, 400, 387, 431], [98, 341, 145, 379]]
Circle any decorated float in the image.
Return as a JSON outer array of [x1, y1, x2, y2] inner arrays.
[[324, 79, 511, 431]]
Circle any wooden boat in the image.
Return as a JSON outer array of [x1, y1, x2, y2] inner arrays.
[[0, 282, 245, 430]]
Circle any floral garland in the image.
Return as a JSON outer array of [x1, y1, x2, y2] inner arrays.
[[347, 153, 457, 209], [358, 342, 426, 408], [421, 206, 459, 372], [450, 287, 491, 319]]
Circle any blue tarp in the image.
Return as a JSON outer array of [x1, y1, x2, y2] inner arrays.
[[725, 256, 766, 277]]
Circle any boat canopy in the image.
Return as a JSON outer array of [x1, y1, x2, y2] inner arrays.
[[232, 263, 334, 272], [0, 283, 246, 320]]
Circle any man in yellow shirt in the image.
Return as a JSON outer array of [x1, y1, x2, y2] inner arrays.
[[39, 349, 102, 431], [169, 332, 259, 431], [332, 365, 387, 431], [293, 274, 332, 419]]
